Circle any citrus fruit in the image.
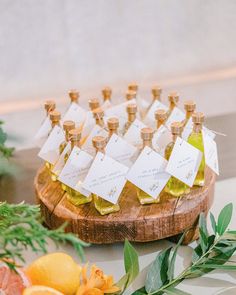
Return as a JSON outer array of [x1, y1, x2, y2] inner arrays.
[[26, 253, 81, 295], [0, 261, 31, 295], [23, 285, 64, 295]]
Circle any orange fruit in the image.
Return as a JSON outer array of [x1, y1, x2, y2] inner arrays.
[[26, 253, 81, 295], [23, 285, 64, 295], [0, 261, 31, 295]]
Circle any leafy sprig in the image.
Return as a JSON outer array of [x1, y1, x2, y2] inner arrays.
[[0, 122, 14, 159], [0, 202, 89, 270]]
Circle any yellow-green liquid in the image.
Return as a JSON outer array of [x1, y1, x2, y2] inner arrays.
[[187, 131, 205, 186], [93, 195, 120, 215], [67, 188, 92, 206], [137, 188, 159, 204], [165, 142, 190, 197]]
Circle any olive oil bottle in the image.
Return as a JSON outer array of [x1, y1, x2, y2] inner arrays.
[[123, 103, 137, 134], [93, 108, 105, 128], [126, 90, 136, 101], [167, 92, 179, 117], [137, 128, 159, 205], [89, 98, 100, 111], [165, 122, 190, 197], [155, 109, 168, 129], [68, 89, 79, 105], [107, 117, 119, 139], [92, 136, 120, 215], [183, 100, 196, 127], [59, 120, 76, 154], [187, 112, 205, 186], [102, 87, 112, 102]]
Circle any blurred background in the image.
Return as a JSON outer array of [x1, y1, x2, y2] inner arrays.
[[0, 0, 236, 148]]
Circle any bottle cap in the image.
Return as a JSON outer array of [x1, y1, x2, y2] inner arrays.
[[184, 100, 196, 112], [155, 109, 167, 121], [102, 87, 112, 100], [93, 107, 104, 119], [141, 127, 154, 141], [126, 103, 137, 114], [68, 89, 79, 102], [49, 110, 61, 121], [192, 112, 204, 124], [69, 128, 81, 141], [126, 90, 136, 100], [89, 98, 100, 110], [92, 136, 107, 150], [168, 92, 179, 103], [152, 86, 162, 98], [44, 100, 56, 113], [107, 117, 119, 130], [128, 83, 138, 91], [63, 120, 75, 132], [171, 122, 183, 134]]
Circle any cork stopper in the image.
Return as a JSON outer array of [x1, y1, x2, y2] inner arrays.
[[102, 87, 112, 101], [92, 136, 107, 151], [126, 90, 136, 101], [44, 100, 56, 114], [89, 98, 100, 110], [168, 92, 179, 104], [69, 128, 81, 142], [171, 122, 183, 135], [192, 112, 204, 124], [128, 83, 138, 92], [49, 110, 61, 122], [107, 117, 119, 131], [152, 86, 162, 100], [93, 108, 104, 120], [63, 120, 75, 132], [184, 100, 196, 112], [141, 127, 154, 141], [155, 109, 168, 122], [126, 103, 137, 114], [68, 89, 79, 103]]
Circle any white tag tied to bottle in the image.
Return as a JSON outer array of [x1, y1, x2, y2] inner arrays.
[[105, 134, 138, 167], [123, 118, 147, 147], [165, 137, 203, 187], [152, 125, 172, 156], [82, 152, 129, 204], [51, 142, 71, 176], [127, 146, 171, 199], [62, 102, 87, 127], [101, 100, 112, 111], [34, 116, 51, 148], [202, 130, 219, 175], [38, 125, 65, 164], [58, 146, 93, 197], [166, 107, 185, 129]]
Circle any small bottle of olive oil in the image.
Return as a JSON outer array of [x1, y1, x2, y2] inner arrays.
[[89, 98, 100, 111], [65, 129, 93, 205], [102, 87, 112, 102], [93, 108, 105, 127], [155, 109, 168, 129], [44, 100, 56, 116], [123, 103, 137, 134], [59, 120, 75, 154], [126, 90, 136, 101], [137, 127, 159, 205], [167, 92, 179, 116], [165, 122, 190, 197], [107, 117, 119, 139], [187, 112, 205, 186], [68, 89, 79, 105], [152, 85, 162, 102], [92, 136, 120, 215], [183, 100, 196, 127]]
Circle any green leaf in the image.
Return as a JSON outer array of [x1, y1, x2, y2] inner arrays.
[[145, 247, 172, 293], [217, 203, 233, 235], [210, 212, 217, 234], [131, 287, 147, 295], [199, 213, 208, 237], [197, 264, 236, 270], [192, 244, 202, 263], [199, 228, 208, 253], [0, 128, 7, 144], [164, 286, 191, 295]]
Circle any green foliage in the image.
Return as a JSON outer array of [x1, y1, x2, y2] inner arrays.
[[0, 122, 14, 159]]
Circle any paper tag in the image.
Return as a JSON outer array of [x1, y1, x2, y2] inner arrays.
[[123, 118, 147, 147], [166, 107, 185, 129], [127, 146, 171, 198], [105, 134, 138, 167], [34, 117, 51, 147], [203, 130, 219, 175], [82, 152, 129, 204], [166, 137, 202, 187], [145, 100, 168, 122], [58, 146, 93, 197], [38, 125, 65, 164], [203, 126, 216, 140], [82, 125, 108, 156], [62, 102, 87, 127], [182, 118, 193, 141], [52, 142, 71, 176], [152, 125, 172, 156], [101, 100, 112, 111]]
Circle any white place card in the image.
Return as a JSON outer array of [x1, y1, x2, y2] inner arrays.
[[58, 147, 93, 197], [123, 118, 147, 147], [101, 100, 112, 111], [166, 137, 202, 187], [166, 107, 185, 129], [82, 124, 108, 156], [127, 146, 171, 199], [51, 142, 71, 176], [62, 102, 87, 127], [203, 130, 219, 175], [82, 152, 129, 204], [152, 125, 172, 156], [38, 125, 65, 164], [34, 116, 51, 147], [203, 126, 216, 140], [145, 100, 169, 123], [105, 134, 138, 167]]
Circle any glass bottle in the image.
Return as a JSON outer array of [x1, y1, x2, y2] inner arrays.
[[167, 92, 179, 117], [123, 103, 137, 134], [89, 98, 100, 111], [92, 136, 120, 215], [165, 122, 190, 197], [102, 87, 112, 102], [155, 109, 168, 129], [107, 117, 119, 139], [126, 90, 136, 101], [183, 100, 196, 127], [44, 100, 56, 116], [137, 128, 159, 205], [68, 89, 79, 105], [93, 108, 105, 128], [187, 112, 205, 186], [65, 129, 93, 205]]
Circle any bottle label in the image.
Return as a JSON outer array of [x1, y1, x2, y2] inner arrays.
[[165, 137, 203, 187], [123, 118, 147, 147], [38, 125, 65, 164], [83, 152, 129, 204], [58, 146, 93, 197], [166, 107, 185, 129], [62, 102, 87, 127], [34, 116, 51, 147], [52, 142, 71, 176], [203, 130, 219, 175], [127, 146, 171, 198], [152, 125, 172, 156]]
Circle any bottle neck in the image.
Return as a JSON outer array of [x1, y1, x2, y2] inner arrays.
[[193, 123, 202, 133], [128, 113, 136, 123], [71, 140, 81, 149], [65, 131, 70, 142], [153, 95, 160, 101], [142, 140, 153, 149], [96, 147, 105, 154], [169, 101, 177, 111], [108, 129, 117, 138], [51, 121, 60, 128], [186, 110, 193, 120], [95, 118, 105, 127], [172, 134, 179, 142], [157, 119, 165, 129]]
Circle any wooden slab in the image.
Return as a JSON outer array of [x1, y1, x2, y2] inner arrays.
[[35, 166, 215, 244]]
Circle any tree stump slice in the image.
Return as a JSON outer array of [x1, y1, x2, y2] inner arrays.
[[35, 166, 215, 244]]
